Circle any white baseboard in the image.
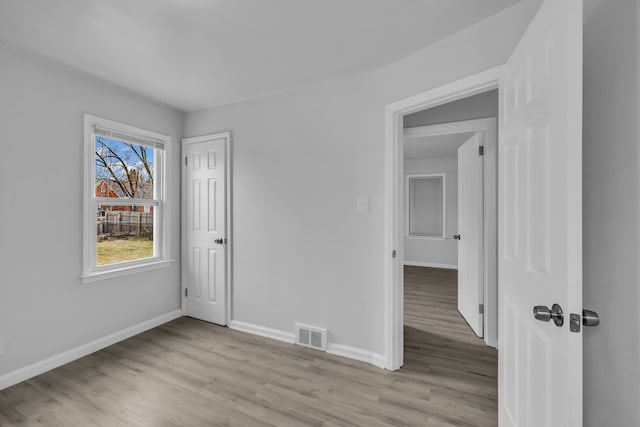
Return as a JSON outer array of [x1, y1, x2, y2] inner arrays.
[[228, 320, 295, 344], [404, 260, 458, 270], [229, 320, 386, 370], [326, 343, 386, 369], [0, 309, 182, 391]]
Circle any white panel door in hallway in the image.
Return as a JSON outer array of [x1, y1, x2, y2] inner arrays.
[[183, 134, 229, 325], [498, 0, 583, 425], [457, 132, 484, 338]]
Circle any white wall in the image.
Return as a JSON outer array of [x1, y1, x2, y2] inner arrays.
[[404, 157, 458, 267], [583, 1, 640, 426], [184, 1, 540, 352], [0, 46, 184, 377]]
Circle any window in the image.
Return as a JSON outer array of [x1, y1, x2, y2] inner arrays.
[[406, 173, 446, 239], [82, 115, 171, 283]]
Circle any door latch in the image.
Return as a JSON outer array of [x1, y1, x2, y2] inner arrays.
[[570, 309, 600, 332]]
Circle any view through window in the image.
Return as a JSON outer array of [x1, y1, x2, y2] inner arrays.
[[94, 137, 159, 266]]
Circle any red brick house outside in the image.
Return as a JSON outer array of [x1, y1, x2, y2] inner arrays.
[[95, 179, 153, 213]]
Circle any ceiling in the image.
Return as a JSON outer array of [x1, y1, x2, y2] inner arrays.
[[0, 0, 522, 111], [404, 132, 475, 159]]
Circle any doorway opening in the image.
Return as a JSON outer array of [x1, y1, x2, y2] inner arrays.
[[401, 92, 499, 420], [403, 108, 498, 348], [383, 67, 502, 371]]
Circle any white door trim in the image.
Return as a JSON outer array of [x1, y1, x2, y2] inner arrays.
[[181, 132, 233, 325], [384, 66, 503, 370], [404, 117, 496, 138]]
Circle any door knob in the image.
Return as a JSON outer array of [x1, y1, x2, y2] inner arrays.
[[582, 309, 600, 327], [214, 238, 224, 244], [533, 303, 564, 327], [453, 234, 461, 240]]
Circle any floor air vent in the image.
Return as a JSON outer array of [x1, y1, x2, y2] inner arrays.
[[294, 323, 327, 351]]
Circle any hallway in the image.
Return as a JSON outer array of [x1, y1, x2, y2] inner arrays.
[[404, 265, 498, 425]]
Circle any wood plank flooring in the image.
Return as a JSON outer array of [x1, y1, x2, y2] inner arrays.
[[0, 266, 497, 426]]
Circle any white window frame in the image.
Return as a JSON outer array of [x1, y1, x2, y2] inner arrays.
[[82, 114, 172, 284], [405, 173, 447, 240]]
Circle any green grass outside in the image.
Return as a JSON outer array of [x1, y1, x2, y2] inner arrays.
[[97, 237, 154, 266]]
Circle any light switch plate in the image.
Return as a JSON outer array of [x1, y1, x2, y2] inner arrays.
[[357, 195, 369, 212]]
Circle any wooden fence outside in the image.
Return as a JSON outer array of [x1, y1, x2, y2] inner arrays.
[[97, 211, 153, 239]]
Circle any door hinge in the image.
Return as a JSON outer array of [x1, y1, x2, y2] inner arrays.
[[185, 288, 188, 297], [479, 303, 484, 314], [185, 156, 188, 166], [479, 146, 484, 156], [392, 250, 397, 258]]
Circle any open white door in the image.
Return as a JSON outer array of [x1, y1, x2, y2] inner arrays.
[[499, 0, 582, 425], [183, 134, 229, 325], [457, 133, 484, 337]]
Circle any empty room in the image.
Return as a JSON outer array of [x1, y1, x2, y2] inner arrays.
[[0, 1, 638, 426]]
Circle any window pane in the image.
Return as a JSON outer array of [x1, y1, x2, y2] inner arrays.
[[96, 205, 155, 266], [95, 136, 155, 199], [409, 176, 444, 236]]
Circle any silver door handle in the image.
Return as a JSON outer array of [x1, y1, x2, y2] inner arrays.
[[582, 309, 600, 327], [533, 303, 564, 327], [214, 238, 224, 244]]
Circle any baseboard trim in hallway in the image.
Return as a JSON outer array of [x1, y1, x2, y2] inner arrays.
[[404, 261, 458, 270], [0, 309, 183, 391]]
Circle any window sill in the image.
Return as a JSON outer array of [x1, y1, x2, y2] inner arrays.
[[405, 235, 447, 241], [81, 259, 174, 284]]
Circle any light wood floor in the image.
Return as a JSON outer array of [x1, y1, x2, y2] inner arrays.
[[0, 266, 497, 426]]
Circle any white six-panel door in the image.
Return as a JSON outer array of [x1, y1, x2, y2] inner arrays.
[[498, 0, 583, 425], [457, 133, 484, 337], [184, 136, 228, 325]]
